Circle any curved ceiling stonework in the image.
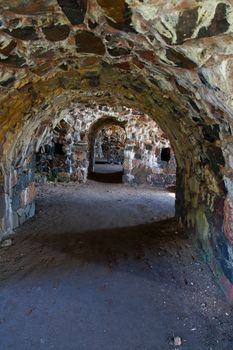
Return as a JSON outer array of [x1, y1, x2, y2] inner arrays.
[[0, 1, 233, 300]]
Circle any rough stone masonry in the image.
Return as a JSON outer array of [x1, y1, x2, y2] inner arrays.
[[35, 106, 176, 185], [0, 0, 233, 301]]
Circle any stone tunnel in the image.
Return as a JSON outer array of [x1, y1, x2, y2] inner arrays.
[[0, 1, 233, 349], [34, 106, 176, 185]]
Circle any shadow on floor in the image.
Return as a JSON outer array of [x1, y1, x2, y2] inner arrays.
[[0, 218, 186, 281], [88, 171, 123, 183], [1, 217, 232, 350]]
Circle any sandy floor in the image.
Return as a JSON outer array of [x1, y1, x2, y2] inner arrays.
[[0, 181, 232, 350]]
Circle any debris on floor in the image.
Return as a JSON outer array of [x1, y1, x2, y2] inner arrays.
[[173, 336, 182, 346], [0, 182, 232, 350], [1, 238, 12, 248]]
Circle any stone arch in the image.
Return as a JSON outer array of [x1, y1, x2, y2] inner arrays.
[[94, 124, 126, 165], [0, 62, 231, 299], [87, 116, 127, 175]]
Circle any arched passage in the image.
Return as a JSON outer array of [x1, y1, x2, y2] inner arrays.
[[88, 116, 126, 180], [88, 114, 176, 185], [0, 0, 232, 306], [0, 66, 230, 300], [95, 126, 126, 171]]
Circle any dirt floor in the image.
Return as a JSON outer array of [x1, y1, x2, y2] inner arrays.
[[0, 181, 232, 350]]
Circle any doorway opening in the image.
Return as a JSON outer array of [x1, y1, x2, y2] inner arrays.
[[90, 124, 126, 183]]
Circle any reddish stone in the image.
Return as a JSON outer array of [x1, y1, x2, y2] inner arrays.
[[97, 0, 126, 23], [97, 0, 134, 32], [33, 49, 56, 60], [76, 31, 105, 55], [11, 171, 18, 188], [3, 27, 38, 41], [113, 61, 131, 70], [0, 54, 26, 68], [135, 50, 157, 64], [20, 182, 36, 207], [42, 25, 70, 42], [165, 167, 176, 175], [28, 182, 36, 203], [132, 57, 144, 69], [220, 274, 233, 303], [0, 40, 17, 56], [166, 48, 197, 69], [175, 7, 199, 44]]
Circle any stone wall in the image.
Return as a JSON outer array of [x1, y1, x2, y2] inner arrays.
[[36, 119, 88, 183], [0, 0, 233, 301], [35, 107, 176, 187], [95, 126, 125, 164], [11, 158, 35, 229], [0, 155, 36, 235], [123, 115, 176, 186]]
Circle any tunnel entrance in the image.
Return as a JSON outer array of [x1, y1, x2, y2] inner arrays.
[[87, 113, 176, 187], [34, 109, 177, 187], [89, 123, 125, 183], [1, 1, 233, 347]]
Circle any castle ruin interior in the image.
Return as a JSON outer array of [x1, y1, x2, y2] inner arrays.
[[0, 1, 233, 349]]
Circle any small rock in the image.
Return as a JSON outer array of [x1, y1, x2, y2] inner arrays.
[[173, 336, 182, 347], [1, 239, 12, 248]]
